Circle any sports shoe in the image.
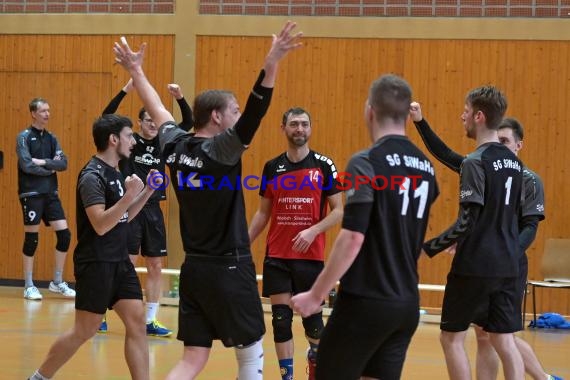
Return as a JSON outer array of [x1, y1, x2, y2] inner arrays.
[[146, 320, 173, 337], [307, 348, 317, 380], [547, 375, 563, 380], [48, 281, 76, 297], [98, 318, 108, 333], [24, 286, 43, 300]]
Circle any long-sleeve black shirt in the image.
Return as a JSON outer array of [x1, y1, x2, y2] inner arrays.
[[16, 126, 67, 197], [102, 89, 194, 131], [413, 118, 544, 260]]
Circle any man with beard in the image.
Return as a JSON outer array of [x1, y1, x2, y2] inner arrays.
[[97, 79, 194, 336], [291, 75, 440, 380], [113, 22, 302, 379], [29, 114, 158, 380], [409, 104, 558, 380], [249, 107, 343, 380], [420, 86, 525, 380]]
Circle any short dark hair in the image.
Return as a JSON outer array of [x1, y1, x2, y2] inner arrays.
[[282, 107, 311, 126], [92, 114, 133, 152], [498, 117, 524, 141], [192, 90, 235, 130], [29, 98, 48, 112], [465, 86, 507, 130], [368, 74, 412, 124], [138, 107, 147, 121]]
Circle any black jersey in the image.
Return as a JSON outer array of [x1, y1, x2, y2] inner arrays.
[[339, 135, 439, 302], [521, 167, 545, 220], [119, 132, 165, 203], [158, 70, 273, 257], [74, 157, 129, 263], [452, 143, 523, 277], [163, 127, 249, 255], [16, 126, 67, 197], [259, 150, 341, 261]]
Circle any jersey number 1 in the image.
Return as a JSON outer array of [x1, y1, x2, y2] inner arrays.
[[504, 176, 512, 205], [399, 177, 429, 219]]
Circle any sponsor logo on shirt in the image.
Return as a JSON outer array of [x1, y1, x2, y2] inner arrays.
[[178, 154, 204, 168], [460, 189, 473, 199], [134, 153, 160, 166]]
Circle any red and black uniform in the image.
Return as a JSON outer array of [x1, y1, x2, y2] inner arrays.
[[260, 151, 341, 262]]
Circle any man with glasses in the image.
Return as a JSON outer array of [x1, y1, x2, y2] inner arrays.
[[98, 80, 194, 336]]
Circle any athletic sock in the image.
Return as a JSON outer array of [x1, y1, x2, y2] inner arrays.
[[308, 341, 318, 359], [25, 271, 34, 288], [30, 370, 51, 380], [235, 339, 264, 380], [146, 302, 159, 323], [279, 358, 293, 380], [53, 270, 62, 285]]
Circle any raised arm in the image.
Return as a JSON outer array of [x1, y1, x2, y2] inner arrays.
[[409, 102, 464, 173], [167, 84, 194, 132], [233, 21, 303, 145], [113, 38, 176, 133], [102, 79, 133, 115]]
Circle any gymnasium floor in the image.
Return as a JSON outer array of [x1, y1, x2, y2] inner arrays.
[[2, 286, 568, 379]]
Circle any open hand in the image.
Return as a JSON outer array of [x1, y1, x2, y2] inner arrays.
[[292, 228, 317, 253], [265, 21, 303, 66], [113, 36, 147, 72]]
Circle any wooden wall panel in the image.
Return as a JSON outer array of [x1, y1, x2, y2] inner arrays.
[[0, 35, 174, 284], [1, 32, 568, 314], [195, 36, 570, 313]]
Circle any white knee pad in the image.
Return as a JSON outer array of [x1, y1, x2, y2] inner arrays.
[[235, 338, 264, 380]]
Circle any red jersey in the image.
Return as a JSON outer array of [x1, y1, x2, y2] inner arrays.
[[260, 151, 341, 261]]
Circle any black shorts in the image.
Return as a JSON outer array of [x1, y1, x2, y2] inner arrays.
[[127, 203, 167, 257], [74, 260, 143, 314], [177, 252, 265, 348], [441, 273, 522, 333], [316, 292, 420, 380], [262, 257, 324, 298], [20, 194, 66, 226]]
